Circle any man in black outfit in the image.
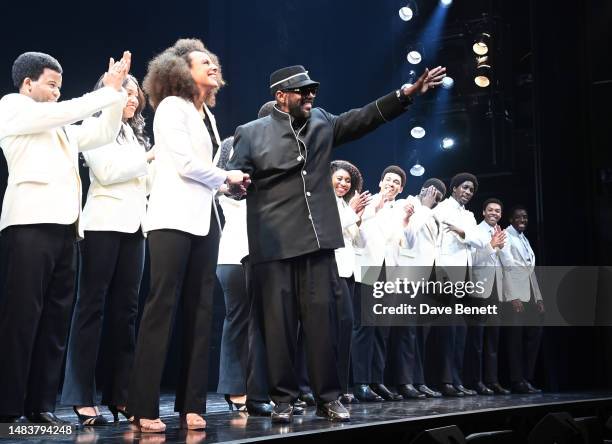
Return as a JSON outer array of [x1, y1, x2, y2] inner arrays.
[[227, 64, 445, 423]]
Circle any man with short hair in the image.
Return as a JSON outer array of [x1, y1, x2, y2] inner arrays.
[[464, 198, 510, 395], [501, 205, 544, 394], [228, 64, 445, 423], [352, 165, 407, 403], [0, 50, 130, 423]]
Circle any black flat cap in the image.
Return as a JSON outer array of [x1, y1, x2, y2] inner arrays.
[[269, 65, 319, 95]]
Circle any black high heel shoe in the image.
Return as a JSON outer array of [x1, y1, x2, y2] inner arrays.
[[73, 406, 109, 426], [224, 394, 247, 412], [107, 405, 134, 423]]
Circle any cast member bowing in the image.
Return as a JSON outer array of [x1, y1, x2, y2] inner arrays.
[[464, 198, 511, 396], [61, 74, 154, 425], [500, 205, 544, 394], [391, 178, 448, 399], [331, 160, 371, 404], [0, 50, 130, 424], [352, 165, 407, 403], [430, 173, 489, 397], [127, 39, 249, 433]]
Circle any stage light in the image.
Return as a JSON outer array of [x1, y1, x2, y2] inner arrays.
[[410, 126, 426, 139], [441, 137, 455, 149], [473, 32, 491, 55], [410, 163, 425, 177], [399, 6, 413, 21], [474, 56, 491, 87], [407, 50, 422, 64], [441, 76, 454, 89], [440, 0, 453, 7]]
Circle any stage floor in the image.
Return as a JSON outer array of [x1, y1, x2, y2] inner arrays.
[[5, 391, 612, 443]]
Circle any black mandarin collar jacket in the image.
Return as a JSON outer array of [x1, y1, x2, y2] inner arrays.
[[227, 90, 410, 264]]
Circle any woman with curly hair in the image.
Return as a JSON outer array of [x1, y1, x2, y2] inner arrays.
[[127, 38, 249, 433], [61, 74, 154, 426], [329, 160, 370, 404]]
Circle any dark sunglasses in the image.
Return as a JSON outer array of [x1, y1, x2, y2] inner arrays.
[[283, 85, 319, 96]]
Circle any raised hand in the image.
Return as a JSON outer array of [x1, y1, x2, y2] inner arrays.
[[402, 202, 415, 226], [421, 185, 439, 209], [349, 190, 372, 214], [403, 66, 447, 97], [102, 51, 132, 91], [490, 225, 506, 249]]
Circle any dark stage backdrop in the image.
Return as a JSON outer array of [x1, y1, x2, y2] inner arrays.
[[0, 0, 611, 392]]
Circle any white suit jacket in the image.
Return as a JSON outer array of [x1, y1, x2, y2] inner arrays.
[[470, 220, 506, 300], [501, 225, 543, 302], [0, 87, 126, 238], [353, 194, 404, 284], [334, 196, 363, 278], [144, 97, 226, 236], [396, 195, 439, 282], [81, 123, 150, 234], [433, 197, 488, 285]]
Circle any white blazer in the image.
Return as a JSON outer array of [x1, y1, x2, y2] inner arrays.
[[144, 97, 227, 236], [81, 123, 150, 234], [433, 197, 488, 285], [217, 195, 248, 265], [0, 87, 126, 238], [501, 225, 543, 303], [470, 220, 505, 300], [353, 194, 404, 284], [334, 196, 363, 278], [396, 195, 439, 282]]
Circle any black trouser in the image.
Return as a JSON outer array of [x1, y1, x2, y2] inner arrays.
[[502, 299, 543, 384], [335, 276, 355, 393], [127, 220, 219, 418], [251, 250, 341, 404], [413, 326, 430, 386], [0, 223, 77, 416], [428, 298, 466, 386], [61, 230, 144, 407], [387, 326, 417, 386], [216, 263, 268, 401]]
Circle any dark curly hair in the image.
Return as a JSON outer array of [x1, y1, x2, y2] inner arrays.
[[330, 160, 363, 202], [93, 74, 150, 149], [143, 38, 225, 110]]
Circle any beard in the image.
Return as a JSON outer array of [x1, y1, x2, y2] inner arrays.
[[288, 97, 312, 121]]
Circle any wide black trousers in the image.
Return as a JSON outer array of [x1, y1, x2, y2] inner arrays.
[[61, 230, 144, 406], [251, 249, 341, 404], [0, 224, 77, 416], [216, 263, 268, 401], [127, 220, 219, 418]]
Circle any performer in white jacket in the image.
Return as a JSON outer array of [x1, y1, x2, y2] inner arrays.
[[330, 160, 370, 404], [430, 172, 489, 397], [464, 198, 510, 396], [126, 39, 249, 433], [61, 74, 154, 425], [389, 178, 447, 399], [501, 205, 544, 394], [0, 50, 130, 424], [352, 165, 406, 403]]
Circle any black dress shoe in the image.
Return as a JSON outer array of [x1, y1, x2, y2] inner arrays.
[[512, 381, 540, 394], [486, 382, 511, 395], [454, 385, 477, 396], [370, 383, 403, 401], [473, 382, 494, 396], [416, 384, 442, 398], [525, 381, 542, 393], [246, 400, 274, 417], [0, 415, 29, 423], [292, 403, 305, 416], [439, 384, 464, 397], [315, 400, 350, 422], [339, 393, 359, 404], [353, 384, 383, 402], [294, 399, 307, 408], [298, 392, 316, 406], [271, 403, 294, 424], [397, 384, 426, 399], [28, 412, 70, 425]]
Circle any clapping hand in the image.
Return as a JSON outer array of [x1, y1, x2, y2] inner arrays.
[[402, 202, 415, 226], [349, 191, 372, 216], [102, 51, 131, 91], [490, 225, 507, 249]]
